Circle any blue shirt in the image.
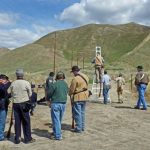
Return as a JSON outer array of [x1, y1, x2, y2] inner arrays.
[[102, 74, 111, 85]]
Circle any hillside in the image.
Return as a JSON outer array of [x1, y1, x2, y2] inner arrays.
[[0, 23, 150, 74], [118, 33, 150, 71], [35, 23, 150, 63], [0, 44, 66, 74], [0, 48, 10, 57]]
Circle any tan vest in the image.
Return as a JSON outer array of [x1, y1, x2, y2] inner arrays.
[[135, 72, 149, 85], [95, 56, 103, 66], [116, 77, 125, 88], [69, 73, 89, 102]]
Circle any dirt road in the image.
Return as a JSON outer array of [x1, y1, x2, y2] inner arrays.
[[1, 81, 150, 150]]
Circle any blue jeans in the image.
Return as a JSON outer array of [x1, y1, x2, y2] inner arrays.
[[103, 86, 110, 104], [72, 101, 86, 132], [51, 103, 66, 139], [0, 109, 6, 140], [136, 84, 147, 109]]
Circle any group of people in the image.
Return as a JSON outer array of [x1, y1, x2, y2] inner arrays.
[[92, 52, 126, 104], [45, 65, 89, 140], [0, 65, 90, 143], [0, 69, 37, 143], [0, 63, 149, 143]]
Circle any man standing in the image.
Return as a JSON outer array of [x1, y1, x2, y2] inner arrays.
[[134, 65, 149, 110], [45, 72, 55, 101], [47, 71, 68, 140], [0, 74, 11, 141], [102, 70, 111, 104], [92, 52, 104, 82], [10, 69, 35, 144], [30, 84, 37, 116], [69, 66, 89, 133], [116, 73, 125, 103]]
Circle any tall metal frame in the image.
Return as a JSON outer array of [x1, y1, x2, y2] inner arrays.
[[95, 46, 101, 56]]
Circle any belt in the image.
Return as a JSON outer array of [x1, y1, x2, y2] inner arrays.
[[139, 82, 147, 85], [74, 88, 87, 95]]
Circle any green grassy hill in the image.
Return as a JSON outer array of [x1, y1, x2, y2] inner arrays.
[[0, 22, 150, 75], [119, 33, 150, 71], [0, 44, 67, 73]]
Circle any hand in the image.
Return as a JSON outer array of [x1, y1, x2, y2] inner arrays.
[[47, 101, 51, 108]]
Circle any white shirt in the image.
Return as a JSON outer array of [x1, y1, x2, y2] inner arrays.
[[10, 79, 32, 103]]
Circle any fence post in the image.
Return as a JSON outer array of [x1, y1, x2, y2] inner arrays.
[[131, 74, 133, 92]]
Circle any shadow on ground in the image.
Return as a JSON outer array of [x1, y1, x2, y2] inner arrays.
[[32, 128, 50, 139], [114, 106, 134, 109], [4, 132, 15, 143], [44, 122, 72, 131]]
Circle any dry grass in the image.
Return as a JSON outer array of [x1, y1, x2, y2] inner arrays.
[[0, 144, 9, 150]]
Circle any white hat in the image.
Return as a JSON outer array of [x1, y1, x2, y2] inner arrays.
[[16, 68, 24, 77]]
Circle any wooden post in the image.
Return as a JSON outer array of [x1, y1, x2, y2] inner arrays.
[[76, 52, 78, 66], [82, 56, 85, 70], [71, 49, 73, 68], [53, 32, 56, 74], [131, 74, 133, 92]]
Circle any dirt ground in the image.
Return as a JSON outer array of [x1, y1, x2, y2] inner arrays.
[[0, 81, 150, 150]]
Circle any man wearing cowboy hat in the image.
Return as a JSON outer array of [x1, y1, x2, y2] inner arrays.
[[69, 65, 89, 133], [134, 65, 149, 110]]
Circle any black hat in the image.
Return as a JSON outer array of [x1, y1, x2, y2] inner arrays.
[[49, 72, 55, 77], [119, 73, 122, 77], [71, 66, 80, 72], [31, 84, 35, 88], [136, 65, 143, 70], [0, 74, 9, 80]]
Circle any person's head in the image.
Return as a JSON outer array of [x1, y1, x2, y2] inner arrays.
[[49, 72, 55, 77], [104, 70, 107, 74], [119, 73, 122, 77], [96, 52, 100, 56], [136, 65, 143, 72], [71, 65, 80, 76], [56, 71, 65, 80], [16, 68, 24, 79], [0, 74, 9, 80], [31, 84, 35, 91]]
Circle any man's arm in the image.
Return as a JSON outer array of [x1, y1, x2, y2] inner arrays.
[[26, 82, 32, 99], [91, 58, 95, 64], [69, 79, 76, 96]]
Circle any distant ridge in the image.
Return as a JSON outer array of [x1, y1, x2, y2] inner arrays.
[[0, 23, 150, 73]]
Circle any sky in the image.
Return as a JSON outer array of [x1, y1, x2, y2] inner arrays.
[[0, 0, 149, 49]]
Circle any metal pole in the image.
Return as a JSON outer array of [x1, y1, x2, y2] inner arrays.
[[53, 32, 56, 73], [77, 51, 78, 66], [82, 56, 84, 70], [131, 74, 133, 92], [71, 49, 73, 68]]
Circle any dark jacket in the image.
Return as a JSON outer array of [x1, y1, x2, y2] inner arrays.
[[31, 92, 37, 103], [135, 71, 149, 85], [0, 79, 11, 110]]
